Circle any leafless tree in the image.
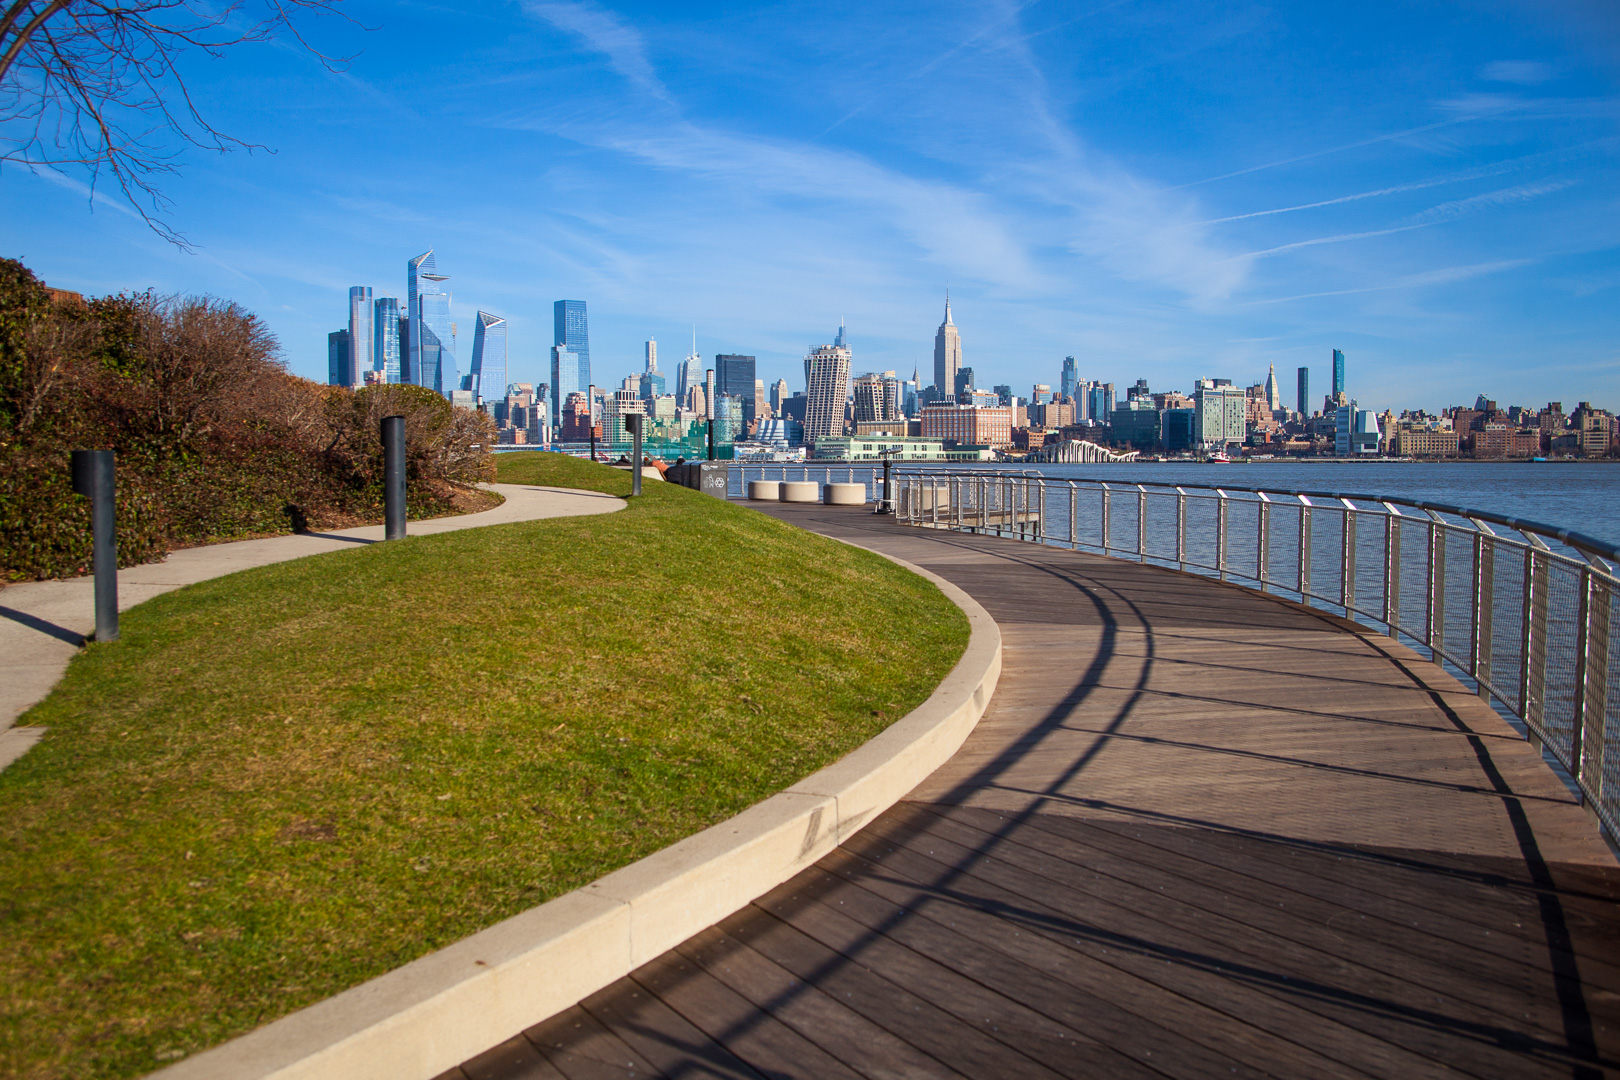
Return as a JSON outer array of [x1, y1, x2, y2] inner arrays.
[[0, 0, 357, 246]]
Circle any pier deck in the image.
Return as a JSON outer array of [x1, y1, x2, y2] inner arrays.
[[444, 503, 1620, 1079]]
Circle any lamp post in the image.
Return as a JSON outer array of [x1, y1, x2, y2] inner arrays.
[[627, 413, 644, 497], [874, 447, 898, 515], [70, 449, 118, 642]]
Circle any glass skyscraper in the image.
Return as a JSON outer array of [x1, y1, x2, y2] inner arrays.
[[1332, 349, 1346, 398], [716, 354, 757, 427], [347, 286, 372, 387], [408, 251, 457, 395], [327, 330, 350, 387], [551, 345, 584, 426], [374, 297, 401, 384], [1061, 355, 1078, 402], [554, 300, 590, 373], [469, 311, 507, 401], [1297, 366, 1309, 416]]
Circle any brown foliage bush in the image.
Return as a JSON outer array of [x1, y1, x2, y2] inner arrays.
[[0, 258, 496, 581]]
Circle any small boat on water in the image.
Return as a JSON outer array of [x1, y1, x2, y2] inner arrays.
[[1206, 451, 1231, 464]]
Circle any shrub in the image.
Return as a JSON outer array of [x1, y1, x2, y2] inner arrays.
[[0, 258, 496, 581]]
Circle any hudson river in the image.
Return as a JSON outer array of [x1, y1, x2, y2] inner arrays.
[[1007, 461, 1620, 548]]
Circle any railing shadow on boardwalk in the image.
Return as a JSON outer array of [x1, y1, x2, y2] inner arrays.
[[448, 506, 1620, 1080]]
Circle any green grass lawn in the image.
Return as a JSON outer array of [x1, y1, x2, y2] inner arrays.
[[0, 455, 969, 1080]]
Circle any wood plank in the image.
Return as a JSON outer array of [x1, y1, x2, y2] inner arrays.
[[579, 978, 767, 1080]]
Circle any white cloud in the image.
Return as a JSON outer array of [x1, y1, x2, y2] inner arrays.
[[1480, 60, 1557, 85], [523, 1, 672, 102]]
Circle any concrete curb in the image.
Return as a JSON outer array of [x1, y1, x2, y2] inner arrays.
[[151, 547, 1000, 1080]]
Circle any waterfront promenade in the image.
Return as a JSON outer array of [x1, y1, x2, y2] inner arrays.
[[448, 501, 1620, 1079]]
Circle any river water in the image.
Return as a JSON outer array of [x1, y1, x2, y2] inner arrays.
[[984, 461, 1620, 550]]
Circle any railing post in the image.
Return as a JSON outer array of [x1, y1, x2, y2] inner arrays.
[[1470, 525, 1495, 699], [1426, 511, 1445, 652], [1070, 481, 1078, 549], [1136, 485, 1147, 560], [1570, 565, 1592, 794], [1520, 540, 1549, 731], [1340, 500, 1357, 614], [1175, 488, 1187, 570], [1384, 504, 1402, 638], [1298, 496, 1313, 599], [70, 449, 118, 643], [1101, 484, 1112, 552], [1577, 569, 1611, 810], [1216, 490, 1228, 581], [1257, 493, 1271, 592]]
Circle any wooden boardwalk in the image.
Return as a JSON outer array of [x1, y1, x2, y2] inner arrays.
[[442, 504, 1620, 1079]]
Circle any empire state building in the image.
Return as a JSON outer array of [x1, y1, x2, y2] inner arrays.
[[933, 294, 961, 396]]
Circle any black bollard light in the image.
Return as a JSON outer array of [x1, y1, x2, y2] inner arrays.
[[590, 424, 597, 463], [70, 449, 118, 642], [627, 413, 644, 497], [707, 415, 715, 461], [382, 415, 407, 540], [874, 449, 895, 515]]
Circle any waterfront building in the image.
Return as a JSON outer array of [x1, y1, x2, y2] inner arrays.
[[1194, 379, 1245, 447], [804, 343, 852, 444], [1297, 366, 1309, 416], [812, 435, 988, 461], [408, 251, 457, 395], [551, 345, 585, 424], [920, 404, 1014, 448], [347, 286, 373, 386], [554, 301, 590, 384], [932, 294, 961, 397], [468, 311, 506, 402], [1332, 349, 1346, 398], [374, 297, 401, 383], [327, 330, 349, 387], [1111, 399, 1160, 450], [1061, 356, 1078, 402], [1162, 408, 1195, 453], [1334, 404, 1380, 455]]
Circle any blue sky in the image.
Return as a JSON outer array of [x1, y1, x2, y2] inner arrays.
[[5, 0, 1618, 412]]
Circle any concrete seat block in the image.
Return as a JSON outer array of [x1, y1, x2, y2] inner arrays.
[[780, 481, 820, 503], [823, 483, 867, 505], [747, 480, 781, 501]]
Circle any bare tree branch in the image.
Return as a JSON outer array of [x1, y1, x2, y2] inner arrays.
[[0, 0, 362, 248]]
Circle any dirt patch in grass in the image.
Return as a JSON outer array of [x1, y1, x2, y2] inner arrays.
[[0, 455, 968, 1079]]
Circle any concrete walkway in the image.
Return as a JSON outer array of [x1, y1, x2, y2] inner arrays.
[[446, 502, 1620, 1080], [0, 483, 624, 769]]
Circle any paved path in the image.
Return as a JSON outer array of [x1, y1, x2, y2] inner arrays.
[[0, 483, 624, 769], [445, 502, 1620, 1080]]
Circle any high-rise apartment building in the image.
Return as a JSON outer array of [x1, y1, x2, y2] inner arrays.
[[374, 297, 401, 384], [853, 373, 887, 424], [1332, 349, 1345, 398], [408, 252, 457, 394], [469, 311, 506, 401], [716, 354, 757, 427], [804, 343, 852, 444], [554, 301, 590, 377], [1194, 378, 1246, 446], [1297, 367, 1309, 416], [347, 286, 373, 386], [1061, 356, 1078, 402], [327, 330, 350, 387], [933, 295, 961, 396]]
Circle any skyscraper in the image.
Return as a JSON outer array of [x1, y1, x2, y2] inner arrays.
[[469, 311, 507, 401], [933, 294, 961, 396], [645, 339, 657, 372], [1264, 365, 1281, 413], [804, 343, 852, 443], [716, 354, 757, 428], [1297, 367, 1309, 416], [554, 300, 590, 377], [347, 286, 373, 386], [374, 297, 401, 383], [408, 252, 457, 394], [327, 330, 350, 387], [551, 345, 584, 425], [678, 329, 702, 404], [1332, 349, 1346, 398], [770, 379, 788, 414], [1061, 356, 1078, 402]]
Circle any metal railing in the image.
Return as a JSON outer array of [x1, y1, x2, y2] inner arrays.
[[727, 462, 885, 501], [894, 468, 1620, 844]]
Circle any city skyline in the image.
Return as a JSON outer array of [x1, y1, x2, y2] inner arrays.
[[5, 2, 1615, 411]]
